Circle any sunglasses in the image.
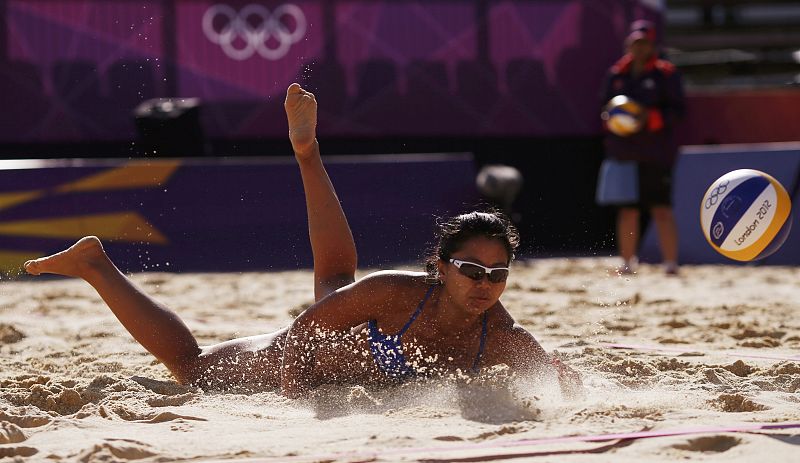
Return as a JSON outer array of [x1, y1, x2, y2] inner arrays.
[[449, 259, 510, 283]]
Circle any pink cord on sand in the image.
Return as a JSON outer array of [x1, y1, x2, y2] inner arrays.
[[196, 422, 800, 462]]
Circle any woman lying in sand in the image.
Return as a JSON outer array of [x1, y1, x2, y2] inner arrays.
[[25, 84, 582, 398]]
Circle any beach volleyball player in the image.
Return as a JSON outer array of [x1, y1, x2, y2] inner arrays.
[[24, 84, 582, 398]]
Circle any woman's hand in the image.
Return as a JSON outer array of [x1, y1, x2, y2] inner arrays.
[[551, 356, 584, 399]]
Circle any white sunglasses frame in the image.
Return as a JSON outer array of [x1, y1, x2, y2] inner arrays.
[[448, 258, 510, 282]]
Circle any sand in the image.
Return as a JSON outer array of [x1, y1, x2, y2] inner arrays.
[[1, 258, 799, 462]]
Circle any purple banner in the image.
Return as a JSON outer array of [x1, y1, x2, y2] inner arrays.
[[0, 1, 661, 142], [0, 154, 478, 274]]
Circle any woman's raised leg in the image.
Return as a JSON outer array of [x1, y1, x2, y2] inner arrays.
[[285, 83, 357, 300], [24, 237, 203, 383]]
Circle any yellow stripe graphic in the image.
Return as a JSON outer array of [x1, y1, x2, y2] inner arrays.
[[0, 191, 44, 212], [0, 212, 168, 244], [0, 161, 181, 213], [54, 160, 181, 193]]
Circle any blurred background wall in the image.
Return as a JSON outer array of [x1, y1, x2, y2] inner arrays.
[[0, 0, 798, 260]]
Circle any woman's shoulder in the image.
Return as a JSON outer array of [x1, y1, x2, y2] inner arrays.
[[345, 270, 433, 302], [486, 303, 522, 332], [348, 271, 437, 320], [358, 269, 431, 289], [483, 304, 547, 367]]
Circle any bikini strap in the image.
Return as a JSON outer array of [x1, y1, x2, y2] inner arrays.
[[396, 285, 436, 337], [471, 312, 489, 373]]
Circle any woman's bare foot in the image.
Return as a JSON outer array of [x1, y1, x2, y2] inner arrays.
[[24, 236, 108, 278], [285, 83, 318, 161]]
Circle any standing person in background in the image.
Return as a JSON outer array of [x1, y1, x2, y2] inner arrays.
[[601, 20, 685, 275]]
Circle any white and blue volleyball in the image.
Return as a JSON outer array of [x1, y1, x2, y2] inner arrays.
[[700, 169, 792, 261], [602, 95, 644, 137]]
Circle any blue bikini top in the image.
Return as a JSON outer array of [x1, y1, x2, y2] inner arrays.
[[367, 285, 489, 380]]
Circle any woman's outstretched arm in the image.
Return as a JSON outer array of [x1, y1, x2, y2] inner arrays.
[[500, 326, 584, 398], [285, 83, 357, 301]]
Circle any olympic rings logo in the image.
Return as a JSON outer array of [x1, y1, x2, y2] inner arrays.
[[704, 180, 729, 209], [202, 4, 307, 61]]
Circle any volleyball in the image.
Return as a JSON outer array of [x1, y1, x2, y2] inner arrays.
[[602, 95, 645, 137], [700, 169, 792, 261]]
